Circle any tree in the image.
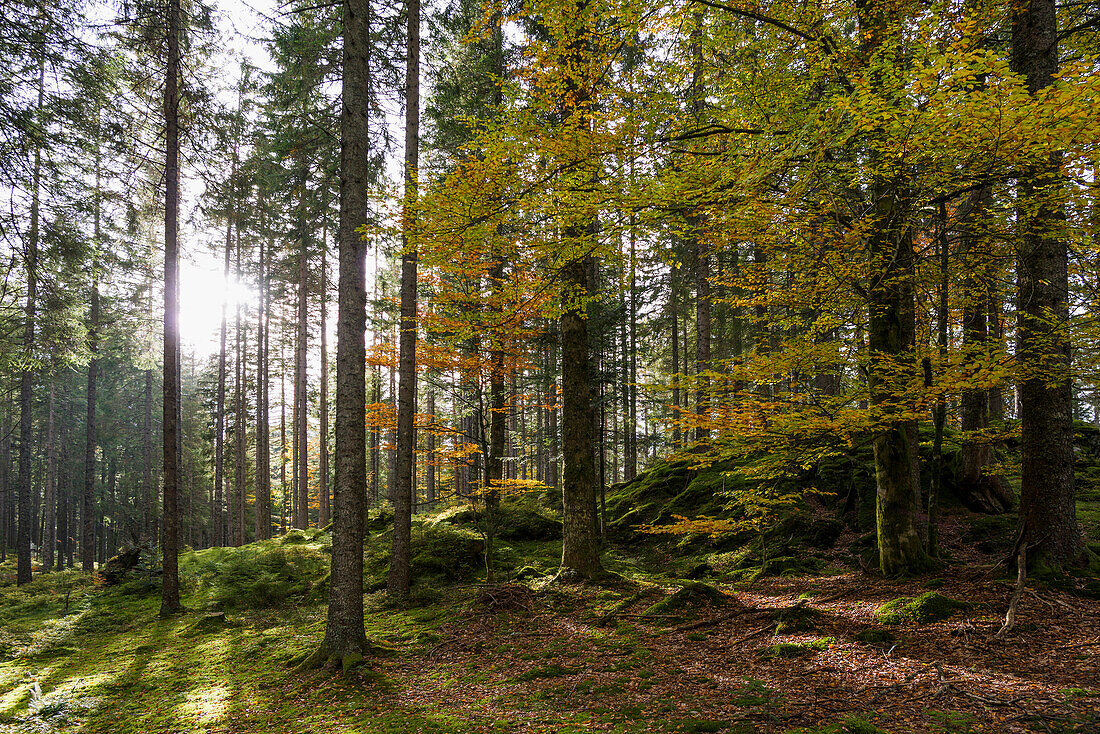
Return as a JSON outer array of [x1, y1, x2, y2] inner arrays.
[[1012, 0, 1083, 566], [312, 0, 373, 667], [161, 0, 184, 615], [388, 0, 420, 601]]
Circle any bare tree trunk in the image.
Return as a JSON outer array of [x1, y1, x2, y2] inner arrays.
[[1012, 0, 1082, 566], [296, 168, 309, 530], [313, 0, 371, 665], [17, 32, 45, 586], [43, 384, 55, 571], [255, 207, 271, 540], [319, 233, 330, 527], [389, 0, 419, 600], [425, 383, 435, 506], [161, 0, 184, 614]]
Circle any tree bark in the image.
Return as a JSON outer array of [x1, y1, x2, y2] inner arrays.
[[295, 163, 309, 531], [319, 235, 330, 527], [313, 0, 372, 665], [958, 184, 1012, 514], [161, 0, 183, 614], [389, 0, 419, 600], [555, 0, 604, 582], [255, 205, 271, 540], [1012, 0, 1082, 566]]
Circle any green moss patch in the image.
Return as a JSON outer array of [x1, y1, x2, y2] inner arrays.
[[643, 582, 730, 617], [874, 592, 968, 625], [774, 604, 824, 634], [759, 638, 834, 659]]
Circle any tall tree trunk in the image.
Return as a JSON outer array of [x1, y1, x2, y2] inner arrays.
[[144, 369, 153, 541], [234, 236, 246, 545], [314, 0, 371, 664], [214, 206, 231, 547], [43, 384, 55, 571], [319, 233, 330, 527], [425, 383, 435, 505], [296, 167, 309, 530], [161, 0, 183, 614], [280, 352, 288, 534], [389, 0, 419, 600], [255, 207, 271, 540], [1012, 0, 1081, 566], [671, 288, 681, 448], [17, 32, 45, 586], [55, 407, 67, 571], [83, 277, 98, 572], [958, 184, 1012, 513]]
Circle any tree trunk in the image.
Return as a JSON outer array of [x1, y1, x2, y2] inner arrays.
[[319, 235, 330, 527], [389, 0, 419, 600], [255, 207, 271, 540], [1012, 0, 1082, 566], [83, 275, 98, 573], [214, 200, 231, 547], [425, 383, 435, 506], [43, 384, 55, 572], [17, 34, 45, 586], [161, 0, 183, 614], [314, 0, 371, 665], [958, 184, 1012, 514], [296, 167, 309, 530]]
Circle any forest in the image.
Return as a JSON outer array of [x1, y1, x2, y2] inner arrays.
[[1, 0, 1100, 730]]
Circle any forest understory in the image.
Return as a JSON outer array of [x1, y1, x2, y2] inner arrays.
[[2, 464, 1098, 734]]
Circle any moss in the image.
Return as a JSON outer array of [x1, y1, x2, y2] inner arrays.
[[676, 719, 732, 733], [643, 582, 729, 617], [759, 638, 833, 659], [774, 604, 823, 634], [512, 664, 576, 682], [853, 629, 895, 644], [961, 514, 1019, 555], [784, 715, 890, 734], [874, 592, 968, 625]]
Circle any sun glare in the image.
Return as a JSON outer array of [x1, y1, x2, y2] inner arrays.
[[180, 259, 257, 361]]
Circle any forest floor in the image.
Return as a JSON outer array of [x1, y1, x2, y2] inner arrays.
[[1, 520, 1098, 734]]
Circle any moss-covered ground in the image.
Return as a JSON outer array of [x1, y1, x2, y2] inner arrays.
[[2, 441, 1099, 734]]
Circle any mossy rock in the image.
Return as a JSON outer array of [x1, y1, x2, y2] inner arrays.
[[759, 638, 833, 659], [774, 604, 823, 634], [409, 524, 485, 581], [513, 664, 576, 682], [960, 513, 1018, 555], [853, 628, 895, 644], [643, 582, 729, 617], [874, 592, 968, 625], [512, 565, 549, 581], [785, 714, 890, 734], [774, 515, 844, 550]]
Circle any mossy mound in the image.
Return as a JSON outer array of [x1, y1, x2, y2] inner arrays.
[[960, 513, 1018, 555], [181, 535, 330, 610], [431, 502, 562, 541], [364, 521, 487, 587], [643, 582, 730, 617], [759, 637, 833, 659], [874, 592, 968, 625], [605, 460, 738, 539], [785, 715, 890, 734], [853, 628, 896, 644], [774, 604, 824, 634]]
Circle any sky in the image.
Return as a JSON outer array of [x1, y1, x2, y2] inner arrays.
[[177, 0, 273, 361]]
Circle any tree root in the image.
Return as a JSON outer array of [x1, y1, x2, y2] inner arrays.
[[292, 640, 394, 673], [995, 534, 1027, 640]]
